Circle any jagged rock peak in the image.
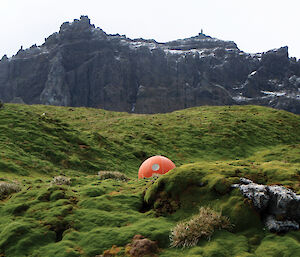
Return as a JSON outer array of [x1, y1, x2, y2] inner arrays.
[[59, 15, 95, 33], [43, 15, 107, 46], [58, 15, 98, 41], [0, 16, 299, 114], [165, 32, 238, 51], [0, 55, 8, 62], [264, 46, 289, 56]]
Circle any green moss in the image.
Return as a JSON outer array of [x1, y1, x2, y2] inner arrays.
[[1, 104, 300, 178], [0, 221, 55, 257], [75, 218, 172, 256], [50, 190, 66, 201], [81, 187, 105, 197], [255, 234, 300, 257], [0, 104, 299, 256], [144, 162, 267, 232], [220, 194, 263, 232], [31, 240, 82, 257], [161, 231, 253, 257]]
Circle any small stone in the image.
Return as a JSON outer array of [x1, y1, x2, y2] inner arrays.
[[127, 235, 158, 257]]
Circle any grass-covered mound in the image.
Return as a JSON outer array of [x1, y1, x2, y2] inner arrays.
[[1, 104, 300, 177], [0, 103, 299, 256]]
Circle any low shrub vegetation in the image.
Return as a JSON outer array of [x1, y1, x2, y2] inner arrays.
[[169, 207, 231, 248]]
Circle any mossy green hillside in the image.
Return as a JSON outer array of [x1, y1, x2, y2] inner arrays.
[[1, 104, 300, 177], [0, 104, 299, 256]]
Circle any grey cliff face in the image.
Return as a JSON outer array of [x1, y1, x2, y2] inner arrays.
[[40, 52, 71, 106], [0, 16, 299, 113]]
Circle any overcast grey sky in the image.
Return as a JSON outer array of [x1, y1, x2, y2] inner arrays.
[[1, 0, 299, 59]]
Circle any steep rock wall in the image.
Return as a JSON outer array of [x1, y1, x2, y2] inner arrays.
[[0, 16, 299, 113]]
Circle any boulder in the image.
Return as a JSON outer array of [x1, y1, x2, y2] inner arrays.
[[127, 235, 158, 257], [232, 178, 300, 232]]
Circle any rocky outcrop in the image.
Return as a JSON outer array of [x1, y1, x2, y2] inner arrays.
[[232, 178, 300, 233], [0, 16, 299, 113], [40, 52, 70, 106]]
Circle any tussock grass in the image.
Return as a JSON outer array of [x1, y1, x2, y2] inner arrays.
[[98, 171, 130, 181], [51, 176, 71, 186], [170, 207, 231, 248], [0, 181, 21, 199]]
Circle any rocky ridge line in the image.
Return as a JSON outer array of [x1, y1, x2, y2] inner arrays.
[[0, 15, 299, 114]]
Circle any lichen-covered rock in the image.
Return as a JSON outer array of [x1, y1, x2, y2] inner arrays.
[[267, 185, 300, 223], [232, 182, 269, 210], [232, 178, 300, 233], [265, 215, 299, 233]]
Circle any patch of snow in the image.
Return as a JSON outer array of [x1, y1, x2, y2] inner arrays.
[[164, 49, 186, 55], [119, 39, 158, 51], [261, 91, 286, 97], [120, 39, 129, 45], [260, 90, 300, 100], [190, 49, 205, 55], [232, 96, 253, 102], [163, 48, 214, 58], [249, 53, 262, 61], [129, 42, 157, 50], [248, 70, 257, 78], [131, 103, 136, 112]]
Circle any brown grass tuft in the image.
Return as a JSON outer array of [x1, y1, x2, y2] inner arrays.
[[98, 171, 129, 181], [51, 176, 71, 186], [0, 182, 21, 199], [170, 206, 231, 248]]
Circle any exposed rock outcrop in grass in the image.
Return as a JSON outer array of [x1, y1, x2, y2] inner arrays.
[[232, 178, 300, 232]]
